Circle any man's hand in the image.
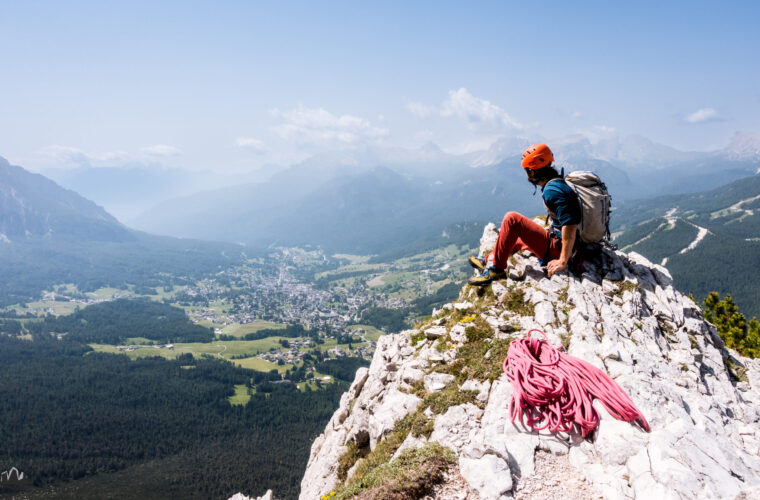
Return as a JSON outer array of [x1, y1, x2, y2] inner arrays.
[[547, 258, 568, 277], [547, 224, 578, 277]]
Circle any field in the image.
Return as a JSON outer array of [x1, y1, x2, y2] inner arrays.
[[86, 286, 135, 300], [88, 336, 299, 361], [348, 324, 384, 341], [221, 320, 285, 338], [16, 299, 80, 316], [228, 384, 252, 405], [316, 337, 367, 353], [231, 357, 293, 373]]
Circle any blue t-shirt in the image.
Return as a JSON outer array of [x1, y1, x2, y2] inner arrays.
[[542, 179, 581, 234]]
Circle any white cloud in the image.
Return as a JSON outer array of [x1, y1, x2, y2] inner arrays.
[[234, 137, 268, 154], [407, 101, 433, 118], [684, 107, 721, 124], [38, 144, 182, 168], [413, 130, 435, 143], [406, 89, 525, 155], [140, 144, 182, 157], [270, 106, 388, 147], [440, 88, 523, 130], [39, 145, 129, 167], [571, 111, 582, 119]]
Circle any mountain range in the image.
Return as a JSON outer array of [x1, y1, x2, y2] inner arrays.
[[0, 157, 246, 307], [128, 133, 760, 253], [0, 157, 132, 243], [2, 130, 759, 313]]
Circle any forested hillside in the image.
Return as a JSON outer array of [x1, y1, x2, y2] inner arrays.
[[0, 159, 249, 308], [24, 299, 214, 343], [0, 231, 248, 307], [0, 333, 344, 499], [613, 174, 760, 317]]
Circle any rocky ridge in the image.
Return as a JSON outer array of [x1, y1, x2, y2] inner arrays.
[[298, 223, 760, 500]]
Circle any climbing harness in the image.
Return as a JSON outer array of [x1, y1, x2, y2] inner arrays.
[[503, 329, 650, 437]]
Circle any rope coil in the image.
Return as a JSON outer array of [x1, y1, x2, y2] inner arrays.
[[503, 329, 650, 436]]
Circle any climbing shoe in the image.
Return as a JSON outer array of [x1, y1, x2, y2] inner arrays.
[[467, 266, 506, 286], [468, 255, 486, 271]]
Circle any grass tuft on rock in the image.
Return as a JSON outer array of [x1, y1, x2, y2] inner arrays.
[[337, 440, 369, 482], [424, 384, 481, 414], [616, 280, 640, 297], [439, 337, 513, 384], [464, 316, 493, 343], [724, 356, 749, 383], [410, 330, 426, 346], [501, 288, 534, 316], [334, 442, 456, 500]]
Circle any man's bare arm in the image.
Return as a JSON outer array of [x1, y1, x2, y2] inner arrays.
[[547, 224, 578, 277]]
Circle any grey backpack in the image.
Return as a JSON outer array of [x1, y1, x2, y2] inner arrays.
[[562, 171, 611, 243]]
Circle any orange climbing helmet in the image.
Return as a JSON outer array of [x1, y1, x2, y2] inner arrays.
[[521, 143, 554, 169]]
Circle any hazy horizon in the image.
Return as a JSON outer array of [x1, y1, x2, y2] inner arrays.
[[1, 1, 758, 178]]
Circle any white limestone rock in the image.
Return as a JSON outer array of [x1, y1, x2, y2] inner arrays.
[[368, 388, 421, 447], [425, 325, 447, 339], [296, 225, 760, 500], [430, 403, 483, 454], [227, 491, 272, 500], [460, 454, 513, 500], [491, 281, 508, 301], [450, 323, 467, 343], [533, 300, 556, 327], [461, 379, 491, 404], [424, 372, 456, 392]]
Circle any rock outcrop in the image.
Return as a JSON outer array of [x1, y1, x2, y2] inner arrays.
[[299, 223, 760, 499]]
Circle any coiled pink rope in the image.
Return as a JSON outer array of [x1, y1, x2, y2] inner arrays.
[[503, 329, 650, 436]]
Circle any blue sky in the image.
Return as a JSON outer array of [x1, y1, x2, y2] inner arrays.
[[1, 1, 758, 172]]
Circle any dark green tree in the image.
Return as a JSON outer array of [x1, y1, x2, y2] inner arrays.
[[703, 292, 760, 358]]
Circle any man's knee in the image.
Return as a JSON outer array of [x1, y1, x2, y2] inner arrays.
[[502, 211, 523, 227]]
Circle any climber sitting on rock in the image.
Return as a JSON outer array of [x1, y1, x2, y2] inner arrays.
[[468, 143, 580, 286]]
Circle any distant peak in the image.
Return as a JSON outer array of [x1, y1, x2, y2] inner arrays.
[[724, 131, 760, 161], [420, 141, 443, 154]]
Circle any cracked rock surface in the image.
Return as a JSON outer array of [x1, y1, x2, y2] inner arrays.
[[297, 223, 760, 500]]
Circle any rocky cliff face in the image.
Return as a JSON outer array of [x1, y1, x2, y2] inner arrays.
[[298, 223, 760, 500]]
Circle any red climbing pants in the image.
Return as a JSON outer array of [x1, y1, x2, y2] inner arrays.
[[491, 212, 562, 269]]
